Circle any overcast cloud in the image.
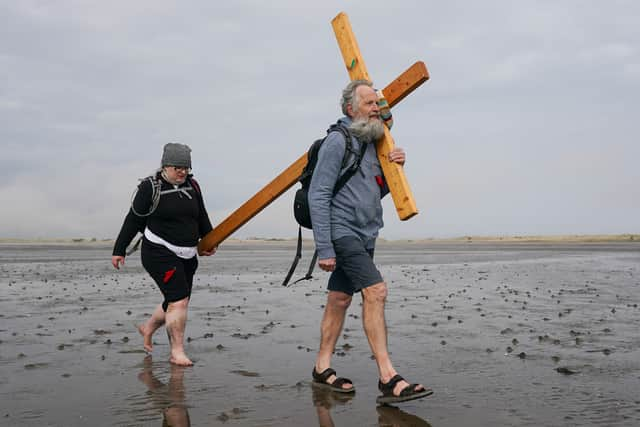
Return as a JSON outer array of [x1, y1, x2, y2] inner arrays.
[[1, 0, 638, 240]]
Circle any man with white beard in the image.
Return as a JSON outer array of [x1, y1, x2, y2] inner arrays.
[[308, 80, 433, 404]]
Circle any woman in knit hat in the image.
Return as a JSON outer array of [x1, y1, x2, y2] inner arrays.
[[111, 143, 215, 366]]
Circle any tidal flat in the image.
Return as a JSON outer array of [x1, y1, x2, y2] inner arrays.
[[1, 240, 639, 426]]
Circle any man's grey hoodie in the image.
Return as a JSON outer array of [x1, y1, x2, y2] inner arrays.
[[309, 116, 389, 260]]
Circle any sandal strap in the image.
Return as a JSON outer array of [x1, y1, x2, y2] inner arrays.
[[332, 377, 353, 388], [313, 367, 336, 383], [378, 374, 405, 394], [399, 383, 423, 397]]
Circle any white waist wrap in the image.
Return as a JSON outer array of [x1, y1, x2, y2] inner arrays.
[[144, 228, 197, 259]]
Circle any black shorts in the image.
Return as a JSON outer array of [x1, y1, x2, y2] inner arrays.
[[141, 238, 198, 311], [328, 236, 383, 296]]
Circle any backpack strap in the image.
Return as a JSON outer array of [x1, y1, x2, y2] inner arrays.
[[159, 186, 193, 199], [327, 124, 355, 171], [125, 235, 143, 256], [282, 226, 304, 286], [297, 249, 318, 284], [282, 226, 319, 287], [332, 125, 366, 196], [131, 176, 162, 217], [188, 176, 202, 195]]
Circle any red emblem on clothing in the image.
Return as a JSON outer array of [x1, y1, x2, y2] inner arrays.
[[375, 175, 384, 188], [163, 268, 177, 283]]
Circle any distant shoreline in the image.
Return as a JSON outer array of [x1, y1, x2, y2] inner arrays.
[[400, 233, 639, 243], [0, 234, 637, 246]]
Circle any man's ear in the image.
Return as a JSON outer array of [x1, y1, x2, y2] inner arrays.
[[346, 103, 355, 117]]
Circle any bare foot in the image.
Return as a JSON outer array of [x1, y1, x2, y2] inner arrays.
[[137, 324, 153, 353], [170, 353, 194, 366]]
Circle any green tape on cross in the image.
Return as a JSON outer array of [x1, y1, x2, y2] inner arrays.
[[376, 91, 393, 129]]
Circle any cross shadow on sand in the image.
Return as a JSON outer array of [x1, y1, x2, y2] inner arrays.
[[138, 356, 191, 427], [311, 385, 431, 427]]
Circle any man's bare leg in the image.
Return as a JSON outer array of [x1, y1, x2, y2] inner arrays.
[[361, 282, 424, 396], [315, 404, 335, 427], [165, 297, 193, 366], [314, 290, 353, 391], [137, 304, 166, 353]]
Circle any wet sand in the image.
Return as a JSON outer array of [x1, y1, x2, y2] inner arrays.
[[1, 240, 639, 426]]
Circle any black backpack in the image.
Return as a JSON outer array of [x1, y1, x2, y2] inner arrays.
[[283, 123, 367, 286]]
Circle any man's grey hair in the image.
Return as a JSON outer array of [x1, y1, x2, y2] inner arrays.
[[341, 79, 374, 116]]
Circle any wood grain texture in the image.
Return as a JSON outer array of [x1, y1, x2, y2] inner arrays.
[[332, 11, 418, 220], [382, 61, 429, 108], [198, 14, 428, 251], [198, 153, 307, 252]]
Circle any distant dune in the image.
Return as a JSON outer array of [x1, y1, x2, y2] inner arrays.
[[395, 234, 639, 243], [1, 234, 637, 246]]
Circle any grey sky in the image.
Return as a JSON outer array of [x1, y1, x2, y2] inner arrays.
[[1, 1, 638, 240]]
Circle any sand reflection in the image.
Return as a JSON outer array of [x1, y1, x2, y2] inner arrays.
[[376, 405, 432, 427], [138, 356, 190, 427], [311, 385, 431, 427]]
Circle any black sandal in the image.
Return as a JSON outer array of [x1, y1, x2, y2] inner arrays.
[[312, 367, 355, 393], [377, 374, 433, 404]]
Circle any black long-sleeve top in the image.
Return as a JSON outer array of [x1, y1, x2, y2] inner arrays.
[[112, 174, 213, 256]]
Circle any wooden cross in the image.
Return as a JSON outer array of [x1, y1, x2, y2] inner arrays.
[[198, 12, 429, 253]]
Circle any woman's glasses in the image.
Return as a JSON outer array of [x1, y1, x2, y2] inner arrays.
[[169, 166, 191, 173]]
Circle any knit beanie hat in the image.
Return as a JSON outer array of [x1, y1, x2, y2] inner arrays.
[[161, 143, 192, 168]]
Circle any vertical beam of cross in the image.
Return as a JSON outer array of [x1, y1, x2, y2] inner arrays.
[[332, 12, 418, 220]]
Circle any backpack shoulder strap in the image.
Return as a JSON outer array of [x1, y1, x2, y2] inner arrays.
[[188, 176, 202, 195], [131, 175, 162, 217], [326, 123, 354, 169], [330, 124, 365, 196]]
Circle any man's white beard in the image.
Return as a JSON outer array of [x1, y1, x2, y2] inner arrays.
[[349, 117, 385, 143]]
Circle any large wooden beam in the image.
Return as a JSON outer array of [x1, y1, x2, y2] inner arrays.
[[332, 12, 419, 221], [198, 153, 306, 253], [197, 63, 428, 253], [383, 61, 429, 109], [198, 63, 428, 253]]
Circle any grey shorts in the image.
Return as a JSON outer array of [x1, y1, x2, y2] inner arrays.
[[328, 236, 383, 296]]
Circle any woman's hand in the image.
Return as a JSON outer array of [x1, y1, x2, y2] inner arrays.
[[200, 246, 217, 256], [112, 255, 125, 269]]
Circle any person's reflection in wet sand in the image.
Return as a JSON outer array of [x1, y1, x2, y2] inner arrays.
[[312, 385, 354, 427], [376, 405, 432, 427], [312, 384, 432, 427], [138, 355, 191, 427]]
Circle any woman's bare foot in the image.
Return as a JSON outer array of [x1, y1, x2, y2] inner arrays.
[[170, 352, 193, 366], [137, 324, 153, 353], [137, 356, 164, 389]]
